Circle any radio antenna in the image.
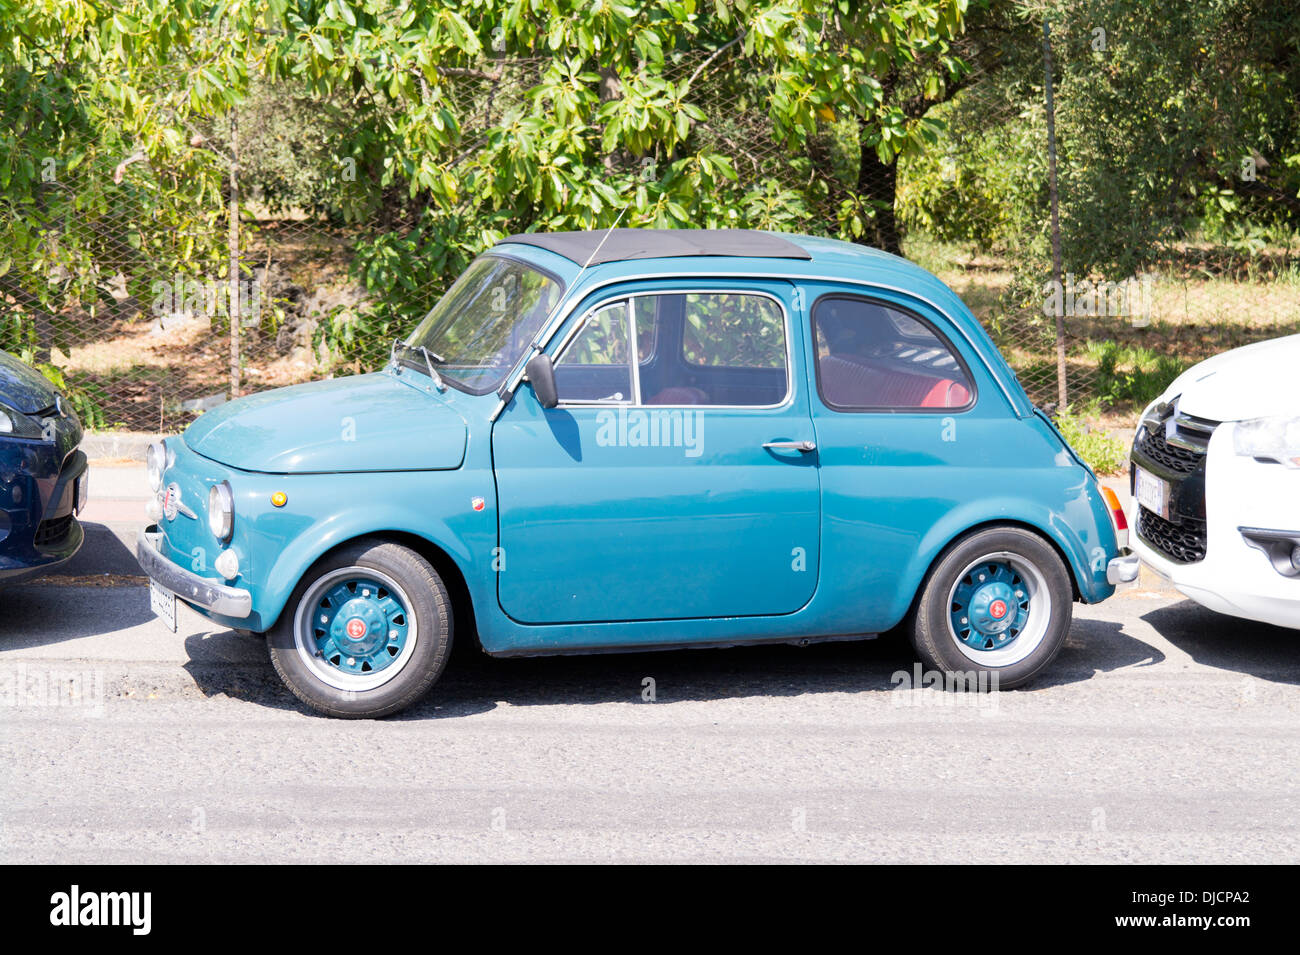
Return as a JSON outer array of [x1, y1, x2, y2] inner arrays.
[[570, 200, 631, 287]]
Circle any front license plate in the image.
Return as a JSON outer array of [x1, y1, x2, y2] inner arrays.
[[1134, 466, 1171, 520], [149, 580, 178, 633]]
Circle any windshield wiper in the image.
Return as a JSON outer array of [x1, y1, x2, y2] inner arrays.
[[392, 339, 446, 392], [417, 344, 446, 391]]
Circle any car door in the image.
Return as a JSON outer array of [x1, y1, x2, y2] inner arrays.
[[804, 285, 992, 631], [491, 279, 821, 624]]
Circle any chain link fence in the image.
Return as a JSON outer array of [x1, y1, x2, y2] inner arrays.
[[3, 22, 1291, 435]]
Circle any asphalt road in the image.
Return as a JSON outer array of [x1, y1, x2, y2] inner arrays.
[[2, 575, 1298, 863]]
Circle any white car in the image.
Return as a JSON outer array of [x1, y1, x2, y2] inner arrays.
[[1129, 334, 1300, 629]]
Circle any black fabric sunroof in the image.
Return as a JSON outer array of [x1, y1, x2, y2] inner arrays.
[[500, 228, 812, 265]]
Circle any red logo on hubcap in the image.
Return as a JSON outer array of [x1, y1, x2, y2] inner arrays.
[[345, 617, 367, 639], [989, 599, 1008, 620]]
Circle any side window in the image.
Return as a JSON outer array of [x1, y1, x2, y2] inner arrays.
[[555, 301, 633, 403], [682, 293, 785, 370], [660, 292, 788, 406], [554, 290, 790, 408], [812, 296, 973, 411]]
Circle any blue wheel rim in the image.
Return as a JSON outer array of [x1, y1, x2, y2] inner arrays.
[[949, 559, 1031, 653], [294, 566, 419, 691], [309, 576, 411, 676]]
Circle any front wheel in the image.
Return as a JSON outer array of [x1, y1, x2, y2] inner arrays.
[[268, 540, 452, 718], [909, 526, 1072, 690]]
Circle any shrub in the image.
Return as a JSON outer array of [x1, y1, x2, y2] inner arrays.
[[1054, 402, 1127, 475]]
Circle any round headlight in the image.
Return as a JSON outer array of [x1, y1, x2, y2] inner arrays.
[[146, 441, 165, 491], [208, 481, 234, 542]]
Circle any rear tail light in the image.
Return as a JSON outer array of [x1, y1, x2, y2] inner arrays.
[[1100, 485, 1128, 547]]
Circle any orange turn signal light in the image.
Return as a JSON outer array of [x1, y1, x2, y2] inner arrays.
[[1100, 486, 1127, 531], [271, 491, 288, 508]]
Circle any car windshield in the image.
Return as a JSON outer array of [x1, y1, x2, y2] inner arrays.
[[402, 255, 564, 394]]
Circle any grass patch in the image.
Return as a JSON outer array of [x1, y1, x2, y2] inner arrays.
[[1082, 340, 1190, 408]]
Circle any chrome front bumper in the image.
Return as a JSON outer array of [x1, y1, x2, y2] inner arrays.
[[1107, 552, 1141, 585], [136, 526, 252, 617]]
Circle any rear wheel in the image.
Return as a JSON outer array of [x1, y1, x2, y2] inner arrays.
[[909, 526, 1072, 689], [268, 540, 452, 718]]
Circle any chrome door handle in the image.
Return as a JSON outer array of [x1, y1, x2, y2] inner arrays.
[[763, 440, 816, 452]]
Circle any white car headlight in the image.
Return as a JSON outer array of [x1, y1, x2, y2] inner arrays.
[[1233, 416, 1300, 468], [146, 440, 166, 491], [208, 481, 234, 541]]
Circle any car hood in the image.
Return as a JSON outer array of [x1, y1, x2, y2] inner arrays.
[[1166, 334, 1300, 422], [184, 372, 468, 473], [0, 350, 61, 414]]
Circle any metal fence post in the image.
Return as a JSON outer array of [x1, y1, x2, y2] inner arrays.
[[228, 110, 241, 400], [1043, 19, 1068, 410]]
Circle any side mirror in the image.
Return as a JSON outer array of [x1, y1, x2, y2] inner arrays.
[[525, 353, 559, 409]]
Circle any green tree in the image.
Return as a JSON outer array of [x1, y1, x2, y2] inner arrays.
[[1, 0, 989, 379], [1048, 0, 1300, 276]]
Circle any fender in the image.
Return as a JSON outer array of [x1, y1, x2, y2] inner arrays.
[[241, 468, 494, 630], [906, 477, 1120, 616]]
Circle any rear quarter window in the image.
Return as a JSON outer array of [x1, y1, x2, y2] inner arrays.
[[812, 295, 975, 412]]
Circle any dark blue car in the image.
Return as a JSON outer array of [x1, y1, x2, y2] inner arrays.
[[0, 350, 88, 585]]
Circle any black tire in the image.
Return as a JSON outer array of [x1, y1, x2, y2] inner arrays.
[[909, 526, 1072, 690], [268, 539, 452, 718]]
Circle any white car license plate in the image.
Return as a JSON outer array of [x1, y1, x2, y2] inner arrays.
[[1134, 466, 1171, 520], [150, 580, 178, 633]]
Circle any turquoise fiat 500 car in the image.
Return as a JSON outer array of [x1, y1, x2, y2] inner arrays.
[[137, 229, 1136, 718]]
